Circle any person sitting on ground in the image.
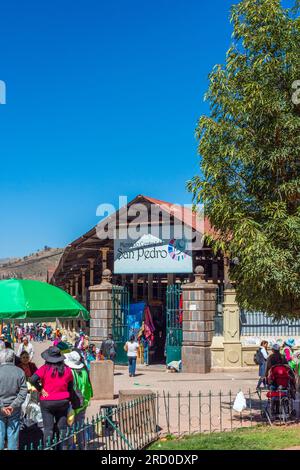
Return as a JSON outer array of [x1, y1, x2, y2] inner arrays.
[[265, 343, 288, 378], [17, 351, 38, 379], [17, 336, 34, 361]]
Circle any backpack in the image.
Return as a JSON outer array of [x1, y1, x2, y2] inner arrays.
[[254, 349, 263, 365]]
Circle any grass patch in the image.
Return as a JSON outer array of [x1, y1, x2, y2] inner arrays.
[[149, 425, 300, 450]]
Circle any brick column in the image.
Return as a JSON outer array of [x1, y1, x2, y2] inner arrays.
[[223, 288, 242, 367], [89, 269, 113, 348], [182, 266, 217, 374]]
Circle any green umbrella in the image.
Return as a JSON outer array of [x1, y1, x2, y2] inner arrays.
[[0, 279, 89, 320]]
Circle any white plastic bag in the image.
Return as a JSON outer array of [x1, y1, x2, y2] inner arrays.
[[233, 391, 247, 413]]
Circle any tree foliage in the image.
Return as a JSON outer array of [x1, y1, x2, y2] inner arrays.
[[188, 0, 300, 317]]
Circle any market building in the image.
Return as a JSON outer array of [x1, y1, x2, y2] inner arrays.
[[51, 195, 227, 371], [51, 194, 300, 372]]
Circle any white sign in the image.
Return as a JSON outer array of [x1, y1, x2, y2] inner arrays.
[[189, 304, 197, 311], [114, 232, 193, 274]]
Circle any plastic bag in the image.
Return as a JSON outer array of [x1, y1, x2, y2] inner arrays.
[[21, 393, 31, 418], [26, 402, 43, 425], [233, 391, 247, 413]]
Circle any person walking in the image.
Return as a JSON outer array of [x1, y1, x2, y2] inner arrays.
[[29, 346, 74, 447], [17, 336, 34, 361], [101, 334, 117, 362], [256, 341, 269, 390], [0, 349, 28, 450], [124, 335, 139, 377], [64, 351, 93, 449]]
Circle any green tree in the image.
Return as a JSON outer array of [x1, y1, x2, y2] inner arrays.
[[188, 0, 300, 317]]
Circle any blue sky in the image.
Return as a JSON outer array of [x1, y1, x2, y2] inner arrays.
[[0, 0, 235, 258]]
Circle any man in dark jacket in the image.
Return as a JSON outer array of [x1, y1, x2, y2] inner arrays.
[[0, 349, 28, 450], [101, 334, 117, 361]]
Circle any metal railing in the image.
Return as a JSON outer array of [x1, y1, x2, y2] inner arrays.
[[240, 311, 300, 337], [23, 395, 157, 451], [23, 389, 300, 450], [214, 285, 224, 336], [155, 390, 300, 436]]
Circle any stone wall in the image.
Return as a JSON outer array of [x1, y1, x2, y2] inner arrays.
[[89, 269, 113, 348]]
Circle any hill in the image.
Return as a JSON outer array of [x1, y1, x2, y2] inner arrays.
[[0, 247, 63, 281]]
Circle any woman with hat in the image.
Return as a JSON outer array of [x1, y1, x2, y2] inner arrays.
[[64, 351, 93, 449], [29, 346, 74, 447]]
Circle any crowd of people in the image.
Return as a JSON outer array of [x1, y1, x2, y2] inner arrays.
[[0, 323, 150, 450], [0, 327, 98, 450], [255, 338, 300, 397], [1, 323, 54, 343]]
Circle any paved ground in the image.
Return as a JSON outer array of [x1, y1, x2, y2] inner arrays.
[[28, 340, 261, 435]]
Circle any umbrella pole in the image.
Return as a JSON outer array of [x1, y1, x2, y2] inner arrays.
[[12, 320, 15, 351]]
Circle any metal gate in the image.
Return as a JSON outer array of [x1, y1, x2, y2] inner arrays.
[[112, 285, 130, 365], [166, 284, 182, 364]]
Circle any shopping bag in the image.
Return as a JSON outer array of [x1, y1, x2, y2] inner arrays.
[[233, 391, 247, 413]]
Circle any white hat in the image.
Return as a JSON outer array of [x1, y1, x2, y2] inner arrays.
[[64, 351, 84, 369]]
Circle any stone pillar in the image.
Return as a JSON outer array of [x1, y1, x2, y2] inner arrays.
[[89, 269, 113, 348], [74, 274, 79, 298], [81, 267, 87, 304], [223, 288, 242, 367], [181, 266, 217, 374], [69, 279, 74, 297], [100, 247, 110, 270], [88, 258, 95, 287]]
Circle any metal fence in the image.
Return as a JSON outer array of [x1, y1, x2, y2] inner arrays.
[[214, 285, 224, 336], [240, 311, 300, 337], [155, 390, 300, 437], [23, 389, 300, 450], [24, 395, 157, 451]]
